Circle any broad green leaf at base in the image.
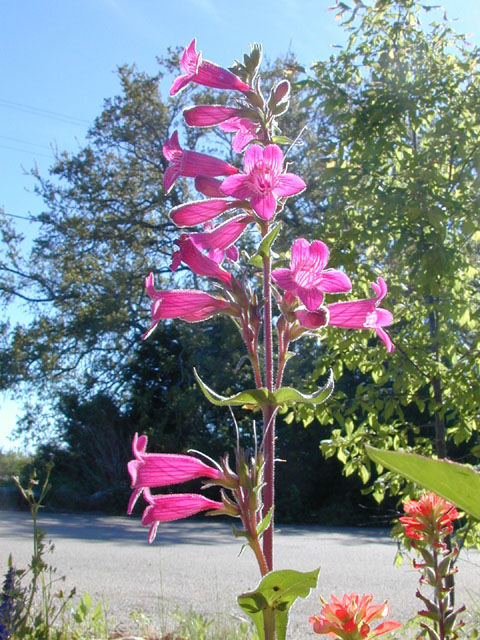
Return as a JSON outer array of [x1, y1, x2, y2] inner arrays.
[[238, 567, 320, 640]]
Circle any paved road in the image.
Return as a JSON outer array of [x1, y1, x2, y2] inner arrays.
[[1, 510, 478, 638]]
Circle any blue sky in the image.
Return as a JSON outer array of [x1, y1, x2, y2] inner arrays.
[[1, 0, 479, 450]]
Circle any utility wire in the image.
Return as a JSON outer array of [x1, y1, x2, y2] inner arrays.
[[0, 135, 53, 151], [1, 211, 41, 222], [0, 143, 53, 160], [0, 98, 90, 127]]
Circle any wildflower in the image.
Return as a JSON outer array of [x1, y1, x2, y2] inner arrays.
[[294, 307, 329, 330], [170, 198, 241, 227], [186, 214, 252, 264], [127, 433, 223, 515], [326, 278, 394, 352], [399, 492, 459, 548], [142, 489, 225, 543], [309, 593, 401, 638], [183, 105, 244, 127], [142, 273, 233, 339], [194, 176, 226, 197], [219, 117, 263, 152], [163, 130, 238, 194], [170, 235, 233, 287], [272, 238, 351, 311], [221, 144, 306, 220], [170, 39, 251, 96]]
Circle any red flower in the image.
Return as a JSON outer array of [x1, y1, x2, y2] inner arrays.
[[399, 492, 460, 548], [309, 593, 401, 638]]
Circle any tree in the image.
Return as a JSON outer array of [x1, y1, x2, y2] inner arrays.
[[287, 0, 480, 511]]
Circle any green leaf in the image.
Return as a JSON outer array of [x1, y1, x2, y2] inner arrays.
[[194, 369, 334, 409], [194, 369, 269, 407], [256, 507, 273, 538], [238, 568, 320, 640], [249, 223, 282, 267], [272, 370, 334, 406], [366, 447, 480, 520], [271, 136, 293, 145]]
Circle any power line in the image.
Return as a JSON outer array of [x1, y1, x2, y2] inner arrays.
[[0, 143, 53, 160], [0, 135, 53, 151], [0, 98, 90, 127], [1, 211, 40, 222]]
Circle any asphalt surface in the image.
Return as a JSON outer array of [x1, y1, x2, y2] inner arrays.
[[1, 510, 478, 638]]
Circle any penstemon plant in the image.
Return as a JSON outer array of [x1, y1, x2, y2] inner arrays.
[[127, 39, 399, 640]]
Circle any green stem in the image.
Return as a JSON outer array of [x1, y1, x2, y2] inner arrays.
[[263, 606, 276, 640]]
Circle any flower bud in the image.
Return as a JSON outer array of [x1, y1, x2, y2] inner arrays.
[[272, 80, 290, 104]]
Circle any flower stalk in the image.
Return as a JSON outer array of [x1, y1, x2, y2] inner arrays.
[[128, 37, 396, 640]]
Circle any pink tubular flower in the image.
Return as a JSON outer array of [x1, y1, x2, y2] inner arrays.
[[220, 117, 263, 152], [170, 198, 241, 227], [187, 214, 252, 264], [127, 433, 223, 514], [142, 273, 232, 339], [142, 489, 225, 543], [170, 39, 251, 96], [170, 235, 232, 287], [183, 105, 243, 127], [221, 144, 306, 220], [272, 238, 352, 311], [163, 131, 238, 194], [195, 176, 225, 197], [294, 308, 329, 330], [309, 593, 401, 638], [326, 278, 394, 352], [399, 492, 459, 548]]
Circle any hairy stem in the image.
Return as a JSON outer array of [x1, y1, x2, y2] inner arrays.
[[262, 249, 275, 572]]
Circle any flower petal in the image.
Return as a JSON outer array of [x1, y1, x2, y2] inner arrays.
[[262, 144, 284, 175], [251, 191, 277, 220], [274, 173, 307, 197]]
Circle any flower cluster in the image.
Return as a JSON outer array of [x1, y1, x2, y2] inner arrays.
[[127, 433, 231, 543], [309, 593, 401, 638], [145, 39, 395, 355], [399, 492, 459, 549]]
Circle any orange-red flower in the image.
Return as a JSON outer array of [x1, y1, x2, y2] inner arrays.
[[309, 593, 401, 638], [399, 492, 459, 548]]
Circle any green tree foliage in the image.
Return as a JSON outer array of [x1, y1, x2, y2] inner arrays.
[[287, 0, 480, 503]]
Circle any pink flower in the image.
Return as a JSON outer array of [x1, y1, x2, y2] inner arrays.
[[220, 117, 263, 152], [326, 278, 394, 352], [142, 273, 232, 339], [186, 214, 252, 264], [272, 238, 352, 311], [221, 144, 306, 220], [170, 198, 241, 227], [294, 308, 328, 330], [194, 176, 225, 197], [163, 131, 238, 194], [183, 105, 243, 127], [142, 489, 225, 543], [127, 433, 223, 514], [170, 39, 251, 96], [309, 593, 401, 638], [399, 492, 459, 548], [170, 235, 232, 287]]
